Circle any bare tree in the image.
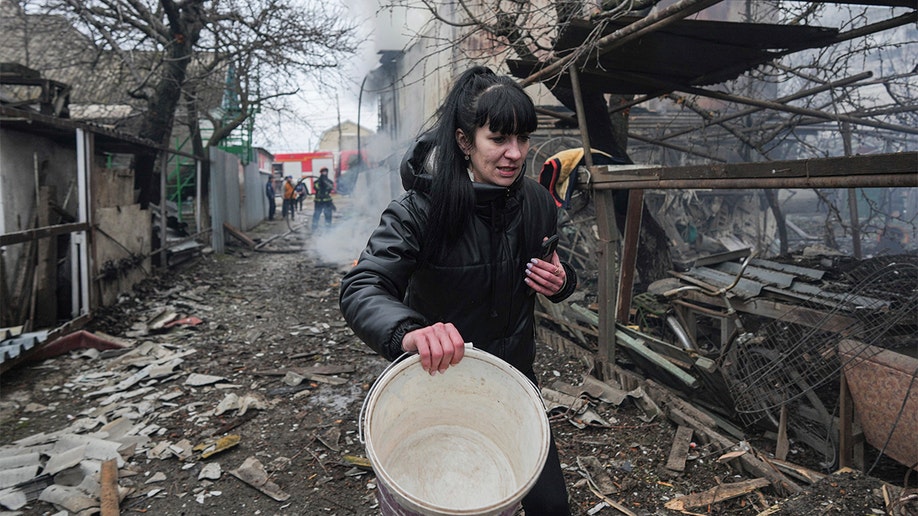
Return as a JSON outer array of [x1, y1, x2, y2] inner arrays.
[[9, 0, 358, 204]]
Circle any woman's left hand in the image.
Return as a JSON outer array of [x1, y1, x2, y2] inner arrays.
[[524, 254, 566, 296]]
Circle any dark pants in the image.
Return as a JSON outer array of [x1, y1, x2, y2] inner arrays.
[[282, 198, 295, 219], [520, 417, 571, 515], [520, 369, 571, 515], [267, 196, 276, 220], [313, 201, 334, 229]]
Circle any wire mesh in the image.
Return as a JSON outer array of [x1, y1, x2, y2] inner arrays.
[[723, 258, 918, 427]]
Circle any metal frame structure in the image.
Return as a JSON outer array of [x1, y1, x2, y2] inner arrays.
[[506, 1, 918, 374]]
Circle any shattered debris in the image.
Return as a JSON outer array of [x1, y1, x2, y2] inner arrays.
[[229, 456, 290, 502], [196, 434, 241, 459], [2, 216, 914, 515]]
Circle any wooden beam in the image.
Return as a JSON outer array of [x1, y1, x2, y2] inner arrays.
[[768, 458, 826, 485], [568, 66, 593, 169], [658, 71, 874, 142], [612, 66, 918, 135], [12, 229, 37, 326], [664, 478, 770, 511], [595, 172, 916, 190], [223, 222, 256, 249], [616, 190, 643, 324], [645, 380, 804, 495], [35, 186, 58, 327], [0, 238, 7, 325], [665, 425, 694, 472], [673, 289, 859, 334], [617, 332, 700, 389], [0, 222, 90, 247], [776, 404, 789, 461], [594, 189, 620, 379], [100, 458, 120, 516], [589, 152, 917, 190], [536, 310, 600, 338]]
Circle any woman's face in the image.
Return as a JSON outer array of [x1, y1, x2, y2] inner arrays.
[[460, 125, 530, 187]]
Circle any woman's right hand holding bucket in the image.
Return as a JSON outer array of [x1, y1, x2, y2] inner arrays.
[[402, 322, 465, 375]]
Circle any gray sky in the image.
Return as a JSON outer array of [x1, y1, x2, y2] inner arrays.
[[255, 0, 419, 153]]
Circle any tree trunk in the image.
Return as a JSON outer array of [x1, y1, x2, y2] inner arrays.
[[135, 0, 206, 207], [765, 189, 789, 256]]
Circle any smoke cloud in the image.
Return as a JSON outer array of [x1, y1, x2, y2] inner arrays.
[[295, 1, 429, 266], [308, 163, 404, 267]]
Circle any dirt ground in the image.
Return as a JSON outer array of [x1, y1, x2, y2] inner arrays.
[[1, 197, 915, 516]]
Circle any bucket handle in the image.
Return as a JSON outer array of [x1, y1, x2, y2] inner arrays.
[[358, 343, 476, 445]]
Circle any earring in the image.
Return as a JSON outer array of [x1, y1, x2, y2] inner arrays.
[[464, 154, 469, 161]]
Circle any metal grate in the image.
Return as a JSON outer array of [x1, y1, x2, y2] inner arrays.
[[723, 259, 918, 427]]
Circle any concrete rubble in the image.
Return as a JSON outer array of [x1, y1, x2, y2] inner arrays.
[[0, 324, 280, 513], [1, 217, 914, 514]]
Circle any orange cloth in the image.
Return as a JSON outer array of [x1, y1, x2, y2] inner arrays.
[[283, 180, 296, 200]]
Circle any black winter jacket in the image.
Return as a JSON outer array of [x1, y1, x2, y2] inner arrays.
[[338, 139, 577, 374]]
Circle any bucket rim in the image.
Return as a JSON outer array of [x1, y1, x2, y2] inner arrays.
[[362, 347, 550, 515]]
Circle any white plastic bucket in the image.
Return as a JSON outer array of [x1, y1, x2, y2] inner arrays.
[[360, 347, 550, 516]]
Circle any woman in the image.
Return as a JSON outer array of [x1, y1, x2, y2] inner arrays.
[[339, 66, 576, 515]]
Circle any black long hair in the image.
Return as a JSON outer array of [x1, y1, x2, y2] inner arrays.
[[422, 66, 538, 261]]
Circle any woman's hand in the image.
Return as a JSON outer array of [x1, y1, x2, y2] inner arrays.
[[524, 253, 566, 296], [401, 322, 465, 375]]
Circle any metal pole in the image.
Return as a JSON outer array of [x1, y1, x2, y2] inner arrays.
[[591, 173, 917, 190], [160, 155, 167, 268], [73, 128, 91, 317], [357, 75, 367, 166], [196, 159, 202, 237], [568, 66, 593, 168], [842, 122, 862, 259]]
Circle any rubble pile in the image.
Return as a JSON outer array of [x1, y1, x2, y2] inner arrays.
[[2, 214, 915, 515]]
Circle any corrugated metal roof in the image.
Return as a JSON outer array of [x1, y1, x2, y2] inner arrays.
[[0, 330, 49, 365], [673, 266, 764, 299], [715, 261, 796, 289], [508, 16, 840, 94], [750, 258, 826, 282], [677, 259, 890, 311]]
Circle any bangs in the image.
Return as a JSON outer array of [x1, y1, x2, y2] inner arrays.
[[475, 85, 537, 135]]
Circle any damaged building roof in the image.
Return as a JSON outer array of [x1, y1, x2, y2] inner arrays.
[[509, 16, 839, 94], [508, 3, 915, 95]]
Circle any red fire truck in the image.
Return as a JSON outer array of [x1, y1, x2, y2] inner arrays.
[[273, 151, 335, 194]]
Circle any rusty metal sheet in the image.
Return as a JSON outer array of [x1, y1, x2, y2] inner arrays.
[[715, 262, 795, 289], [0, 330, 48, 365], [677, 289, 861, 335], [785, 282, 889, 311], [679, 266, 764, 299], [839, 340, 918, 469], [509, 17, 839, 94], [750, 259, 825, 282]]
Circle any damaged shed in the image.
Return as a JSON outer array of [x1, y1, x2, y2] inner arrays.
[[0, 104, 203, 340], [508, 0, 917, 478]]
